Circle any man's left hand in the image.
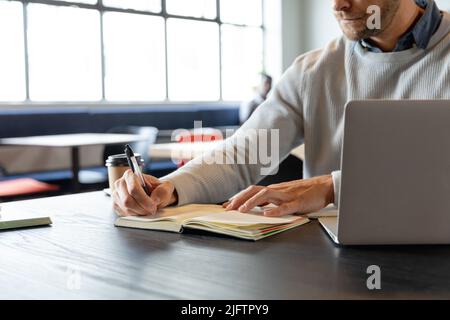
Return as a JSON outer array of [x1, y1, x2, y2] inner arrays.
[[223, 175, 335, 217]]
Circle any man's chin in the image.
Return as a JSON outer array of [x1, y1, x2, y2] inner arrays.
[[341, 28, 374, 41], [340, 24, 382, 41]]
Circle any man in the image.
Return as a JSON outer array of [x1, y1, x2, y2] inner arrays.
[[113, 0, 450, 218], [239, 73, 273, 124]]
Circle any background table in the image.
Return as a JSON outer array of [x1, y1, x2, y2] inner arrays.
[[0, 133, 145, 192], [1, 191, 450, 299]]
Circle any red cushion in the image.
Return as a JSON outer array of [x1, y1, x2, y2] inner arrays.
[[177, 133, 223, 143], [0, 178, 59, 197]]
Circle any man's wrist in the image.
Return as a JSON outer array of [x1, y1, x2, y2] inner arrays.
[[170, 188, 179, 206]]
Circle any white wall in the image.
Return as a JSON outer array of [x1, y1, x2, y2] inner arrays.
[[264, 0, 305, 77], [273, 0, 341, 71], [436, 0, 450, 10], [280, 0, 306, 70], [263, 0, 283, 80], [300, 0, 341, 53]]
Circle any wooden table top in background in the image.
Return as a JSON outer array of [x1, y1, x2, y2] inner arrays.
[[0, 133, 145, 147], [1, 191, 450, 299]]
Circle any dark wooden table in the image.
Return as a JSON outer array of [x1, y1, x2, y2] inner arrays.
[[1, 191, 450, 299]]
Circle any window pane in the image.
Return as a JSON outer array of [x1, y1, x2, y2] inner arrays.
[[167, 19, 219, 101], [51, 0, 98, 4], [221, 25, 263, 101], [104, 12, 166, 101], [0, 1, 26, 101], [103, 0, 161, 12], [220, 0, 262, 26], [27, 4, 102, 101], [166, 0, 216, 19]]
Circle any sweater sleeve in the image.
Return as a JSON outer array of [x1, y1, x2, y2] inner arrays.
[[161, 62, 305, 205], [331, 170, 341, 207]]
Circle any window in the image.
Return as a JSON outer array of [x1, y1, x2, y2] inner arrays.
[[27, 4, 102, 101], [0, 1, 26, 101], [52, 0, 97, 4], [103, 0, 161, 13], [221, 25, 263, 101], [166, 0, 216, 19], [103, 12, 166, 101], [0, 0, 265, 103], [167, 19, 220, 101], [220, 0, 263, 26]]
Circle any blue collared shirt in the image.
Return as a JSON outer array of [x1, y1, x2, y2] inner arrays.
[[361, 0, 443, 52]]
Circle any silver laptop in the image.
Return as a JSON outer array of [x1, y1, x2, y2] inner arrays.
[[319, 100, 450, 245]]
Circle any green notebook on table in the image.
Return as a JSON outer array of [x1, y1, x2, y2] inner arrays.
[[0, 207, 52, 230], [115, 204, 310, 241]]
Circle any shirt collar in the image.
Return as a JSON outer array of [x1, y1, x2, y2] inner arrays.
[[360, 0, 442, 52]]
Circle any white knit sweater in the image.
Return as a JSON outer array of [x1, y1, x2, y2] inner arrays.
[[164, 12, 450, 206]]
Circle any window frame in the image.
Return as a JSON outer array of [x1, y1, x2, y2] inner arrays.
[[4, 0, 266, 104]]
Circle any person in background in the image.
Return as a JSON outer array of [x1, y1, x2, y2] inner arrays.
[[239, 73, 273, 124]]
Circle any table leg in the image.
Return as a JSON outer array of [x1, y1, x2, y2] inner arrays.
[[71, 146, 80, 193]]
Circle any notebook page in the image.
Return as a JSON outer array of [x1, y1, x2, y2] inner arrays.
[[118, 204, 226, 224], [306, 205, 338, 219], [189, 210, 301, 226]]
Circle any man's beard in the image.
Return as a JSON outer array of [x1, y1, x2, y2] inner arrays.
[[336, 0, 401, 41]]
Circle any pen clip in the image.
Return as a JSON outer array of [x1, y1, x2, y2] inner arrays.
[[125, 144, 151, 196], [124, 144, 135, 173]]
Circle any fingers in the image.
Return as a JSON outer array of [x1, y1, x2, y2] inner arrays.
[[112, 196, 127, 216], [263, 186, 326, 217], [225, 185, 265, 211], [149, 181, 175, 209], [238, 188, 290, 213], [269, 180, 310, 191], [112, 172, 158, 216], [113, 191, 135, 217], [123, 170, 157, 213], [225, 177, 333, 217], [113, 170, 177, 215], [143, 174, 162, 188], [263, 199, 304, 217], [112, 188, 146, 217]]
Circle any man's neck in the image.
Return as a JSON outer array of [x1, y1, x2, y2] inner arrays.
[[369, 2, 424, 52]]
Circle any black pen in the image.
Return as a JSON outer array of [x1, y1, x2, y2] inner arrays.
[[124, 144, 151, 196]]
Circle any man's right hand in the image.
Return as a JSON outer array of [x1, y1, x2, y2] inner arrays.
[[112, 169, 178, 217]]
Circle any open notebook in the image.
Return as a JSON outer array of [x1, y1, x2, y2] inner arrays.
[[115, 204, 310, 241]]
